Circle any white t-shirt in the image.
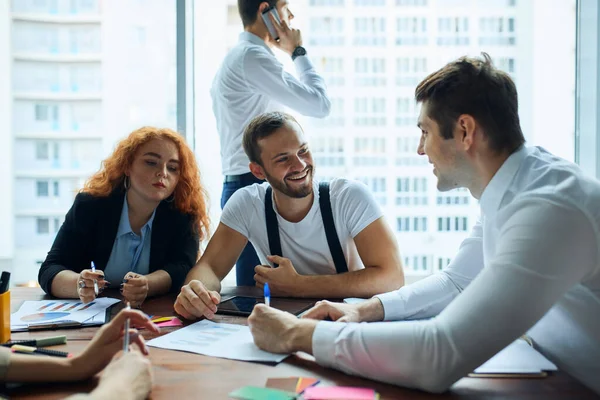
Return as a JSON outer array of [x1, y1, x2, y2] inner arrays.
[[220, 178, 383, 275]]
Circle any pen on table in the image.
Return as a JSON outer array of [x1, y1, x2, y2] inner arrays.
[[264, 283, 270, 307], [90, 261, 99, 296], [11, 344, 72, 358], [123, 302, 131, 353], [2, 335, 67, 348]]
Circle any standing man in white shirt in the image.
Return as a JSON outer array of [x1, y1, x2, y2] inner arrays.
[[246, 53, 600, 395], [211, 0, 331, 286]]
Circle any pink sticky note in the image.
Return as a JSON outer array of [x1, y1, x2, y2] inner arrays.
[[302, 386, 378, 400], [155, 317, 183, 327]]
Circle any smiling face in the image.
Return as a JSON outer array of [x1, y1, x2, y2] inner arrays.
[[126, 138, 181, 204], [416, 101, 464, 192], [252, 121, 314, 199]]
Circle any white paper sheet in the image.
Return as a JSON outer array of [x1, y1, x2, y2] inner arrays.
[[147, 320, 289, 363], [474, 339, 558, 374], [11, 298, 120, 331]]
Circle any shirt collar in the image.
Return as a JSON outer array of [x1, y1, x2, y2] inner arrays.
[[239, 31, 274, 56], [117, 196, 156, 237], [479, 146, 528, 217]]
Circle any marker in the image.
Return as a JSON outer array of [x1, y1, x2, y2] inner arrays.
[[0, 271, 10, 294], [123, 302, 131, 353], [90, 261, 99, 296], [2, 335, 67, 348], [11, 344, 72, 358], [264, 283, 270, 307]]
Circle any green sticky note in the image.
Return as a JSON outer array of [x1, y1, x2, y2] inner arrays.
[[229, 386, 297, 400]]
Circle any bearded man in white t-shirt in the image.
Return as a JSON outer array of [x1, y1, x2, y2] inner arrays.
[[174, 112, 405, 320]]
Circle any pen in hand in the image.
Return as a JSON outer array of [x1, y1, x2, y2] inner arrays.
[[264, 283, 270, 307], [90, 261, 99, 296], [123, 302, 131, 353]]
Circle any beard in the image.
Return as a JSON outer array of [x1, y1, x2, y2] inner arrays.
[[265, 166, 314, 199]]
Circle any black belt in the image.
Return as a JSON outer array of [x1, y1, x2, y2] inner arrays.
[[224, 172, 256, 183]]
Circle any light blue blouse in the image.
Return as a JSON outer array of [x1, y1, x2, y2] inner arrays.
[[103, 197, 155, 284]]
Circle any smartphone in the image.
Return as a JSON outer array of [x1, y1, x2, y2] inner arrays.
[[261, 5, 281, 41], [216, 296, 314, 317]]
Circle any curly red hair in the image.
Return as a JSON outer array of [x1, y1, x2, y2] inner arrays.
[[81, 126, 210, 240]]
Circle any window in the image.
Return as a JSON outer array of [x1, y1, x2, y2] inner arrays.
[[53, 181, 60, 196], [35, 105, 48, 121], [54, 217, 61, 233], [36, 141, 49, 160], [357, 177, 386, 205], [36, 181, 49, 197], [37, 218, 50, 235], [192, 1, 576, 286], [396, 17, 428, 45], [437, 17, 470, 46]]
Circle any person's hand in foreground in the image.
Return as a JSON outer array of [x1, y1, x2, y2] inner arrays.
[[301, 298, 385, 323], [71, 308, 160, 380], [248, 304, 318, 354], [89, 349, 153, 400], [174, 280, 221, 320]]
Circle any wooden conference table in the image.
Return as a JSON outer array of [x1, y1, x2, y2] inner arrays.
[[3, 287, 598, 400]]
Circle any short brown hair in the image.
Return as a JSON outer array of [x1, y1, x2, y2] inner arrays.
[[237, 0, 277, 27], [243, 111, 300, 165], [415, 53, 525, 154]]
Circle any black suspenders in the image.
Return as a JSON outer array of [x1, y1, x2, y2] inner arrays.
[[264, 182, 349, 273]]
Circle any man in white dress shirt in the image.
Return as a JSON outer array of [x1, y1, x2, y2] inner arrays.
[[211, 0, 330, 286], [247, 53, 600, 394]]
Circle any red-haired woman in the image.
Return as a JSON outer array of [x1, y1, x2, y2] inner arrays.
[[38, 127, 209, 307]]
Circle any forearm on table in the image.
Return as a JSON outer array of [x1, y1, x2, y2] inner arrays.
[[50, 270, 81, 298], [5, 354, 82, 382], [297, 266, 402, 298], [145, 270, 172, 297], [184, 263, 223, 292]]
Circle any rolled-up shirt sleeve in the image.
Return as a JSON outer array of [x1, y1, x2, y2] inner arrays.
[[376, 218, 484, 321], [312, 199, 598, 392]]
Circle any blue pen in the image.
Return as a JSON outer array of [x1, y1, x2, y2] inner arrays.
[[264, 283, 270, 307]]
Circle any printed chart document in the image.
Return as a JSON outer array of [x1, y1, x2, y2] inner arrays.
[[472, 338, 557, 375], [11, 298, 120, 331], [147, 320, 289, 363]]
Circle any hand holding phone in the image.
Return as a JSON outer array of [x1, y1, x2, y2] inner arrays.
[[261, 6, 281, 42], [261, 6, 303, 56]]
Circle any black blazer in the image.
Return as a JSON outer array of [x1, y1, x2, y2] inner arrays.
[[38, 188, 199, 295]]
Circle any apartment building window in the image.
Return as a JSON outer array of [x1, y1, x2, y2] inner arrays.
[[355, 0, 385, 5], [354, 18, 386, 46], [37, 218, 50, 235], [437, 216, 468, 232], [354, 98, 386, 126], [396, 97, 417, 126], [353, 137, 386, 166], [312, 136, 345, 167], [320, 98, 345, 127], [437, 257, 451, 271], [70, 26, 101, 54], [396, 176, 428, 205], [479, 17, 516, 46], [396, 17, 428, 45], [310, 0, 344, 4], [436, 187, 470, 205], [36, 141, 49, 160], [396, 0, 427, 5], [496, 57, 516, 74], [396, 57, 427, 87], [53, 181, 60, 196], [397, 217, 410, 232], [320, 57, 345, 86], [396, 136, 427, 166], [37, 181, 49, 197], [355, 58, 386, 86], [54, 217, 61, 233], [403, 255, 430, 272], [70, 0, 98, 14], [437, 17, 470, 46], [309, 18, 344, 46]]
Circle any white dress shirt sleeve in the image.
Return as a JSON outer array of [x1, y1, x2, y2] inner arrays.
[[312, 199, 598, 392], [243, 49, 331, 118], [375, 218, 484, 320]]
